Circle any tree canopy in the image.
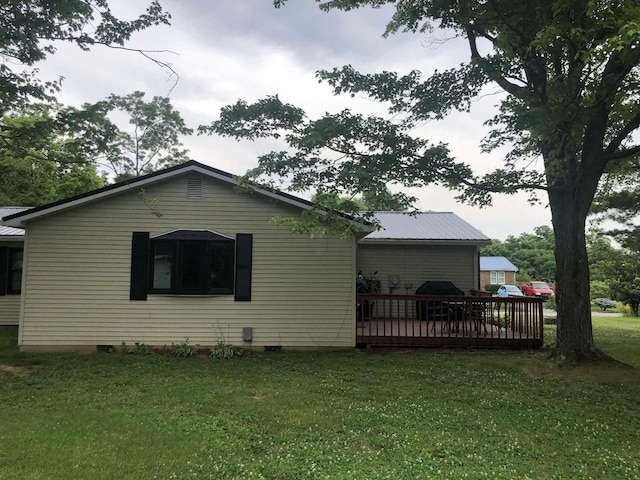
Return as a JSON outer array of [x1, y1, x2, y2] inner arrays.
[[481, 226, 556, 283], [0, 1, 170, 115], [0, 1, 176, 203], [97, 91, 193, 181], [0, 89, 192, 205], [0, 105, 106, 206], [203, 0, 640, 362]]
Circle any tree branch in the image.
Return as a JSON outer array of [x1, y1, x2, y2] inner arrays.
[[605, 110, 640, 156], [604, 144, 640, 163], [466, 27, 525, 98]]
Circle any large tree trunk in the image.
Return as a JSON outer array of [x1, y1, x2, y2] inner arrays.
[[548, 188, 599, 361]]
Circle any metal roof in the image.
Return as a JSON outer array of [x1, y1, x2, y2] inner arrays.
[[0, 207, 30, 223], [0, 226, 25, 238], [480, 256, 518, 271], [359, 212, 490, 245], [0, 207, 28, 238]]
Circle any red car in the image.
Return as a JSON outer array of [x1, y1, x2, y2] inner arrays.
[[521, 282, 554, 300]]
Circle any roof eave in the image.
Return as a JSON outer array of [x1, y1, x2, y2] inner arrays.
[[4, 161, 371, 232], [358, 239, 491, 246], [0, 236, 25, 241]]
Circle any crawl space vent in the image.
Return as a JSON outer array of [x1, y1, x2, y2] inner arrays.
[[187, 177, 202, 199]]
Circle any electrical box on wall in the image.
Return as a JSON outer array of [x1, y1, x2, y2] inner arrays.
[[242, 327, 253, 342]]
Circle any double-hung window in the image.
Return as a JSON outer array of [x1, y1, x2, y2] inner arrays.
[[490, 270, 505, 284]]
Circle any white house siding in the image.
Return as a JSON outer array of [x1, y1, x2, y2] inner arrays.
[[18, 173, 357, 350], [357, 244, 479, 295], [0, 240, 23, 325]]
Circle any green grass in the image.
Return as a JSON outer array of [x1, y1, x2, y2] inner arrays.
[[1, 322, 639, 480]]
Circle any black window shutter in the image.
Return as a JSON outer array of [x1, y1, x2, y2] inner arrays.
[[130, 232, 150, 301], [0, 247, 7, 296], [234, 234, 253, 301]]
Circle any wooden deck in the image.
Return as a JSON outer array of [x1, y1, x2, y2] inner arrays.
[[356, 294, 544, 348]]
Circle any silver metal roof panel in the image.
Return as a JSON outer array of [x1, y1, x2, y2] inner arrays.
[[360, 212, 490, 244]]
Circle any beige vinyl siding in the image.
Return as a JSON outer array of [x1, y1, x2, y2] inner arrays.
[[0, 294, 21, 325], [357, 244, 478, 294], [19, 173, 356, 350], [0, 240, 23, 325]]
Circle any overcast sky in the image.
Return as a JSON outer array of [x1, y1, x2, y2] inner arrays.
[[38, 0, 555, 240]]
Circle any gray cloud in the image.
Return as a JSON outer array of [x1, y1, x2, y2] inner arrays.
[[30, 0, 552, 240]]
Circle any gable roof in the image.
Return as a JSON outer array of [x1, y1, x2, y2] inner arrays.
[[2, 161, 370, 231], [0, 207, 30, 222], [480, 256, 518, 271], [360, 211, 490, 245], [0, 207, 29, 239]]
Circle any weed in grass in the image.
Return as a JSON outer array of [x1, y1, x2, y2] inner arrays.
[[132, 342, 154, 356]]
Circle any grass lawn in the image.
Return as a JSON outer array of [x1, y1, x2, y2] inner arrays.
[[1, 320, 639, 480]]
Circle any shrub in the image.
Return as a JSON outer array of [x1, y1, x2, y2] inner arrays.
[[172, 337, 200, 358], [484, 284, 500, 294], [590, 280, 610, 300], [132, 342, 154, 356], [545, 295, 557, 311], [210, 342, 241, 359]]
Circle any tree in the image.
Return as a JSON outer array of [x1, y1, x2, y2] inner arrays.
[[0, 1, 171, 115], [97, 91, 193, 181], [592, 157, 640, 250], [202, 0, 640, 362], [0, 105, 105, 206], [604, 248, 640, 317], [481, 226, 556, 282], [312, 186, 407, 212]]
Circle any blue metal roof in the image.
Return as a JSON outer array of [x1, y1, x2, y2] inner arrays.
[[480, 256, 518, 271]]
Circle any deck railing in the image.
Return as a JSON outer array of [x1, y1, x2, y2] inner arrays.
[[356, 294, 544, 348]]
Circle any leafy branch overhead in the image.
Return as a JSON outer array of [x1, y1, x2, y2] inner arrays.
[[200, 95, 544, 212], [0, 1, 172, 114]]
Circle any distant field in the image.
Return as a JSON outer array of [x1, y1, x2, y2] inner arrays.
[[1, 319, 638, 479]]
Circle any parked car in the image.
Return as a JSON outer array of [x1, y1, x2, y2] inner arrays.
[[497, 284, 524, 297], [521, 281, 554, 300], [594, 298, 617, 310]]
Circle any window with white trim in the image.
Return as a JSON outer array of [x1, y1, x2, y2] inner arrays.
[[490, 270, 506, 284]]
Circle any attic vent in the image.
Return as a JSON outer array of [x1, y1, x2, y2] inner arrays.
[[187, 178, 202, 199]]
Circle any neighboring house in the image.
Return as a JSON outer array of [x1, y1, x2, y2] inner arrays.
[[480, 256, 519, 287], [0, 207, 29, 326], [3, 161, 491, 352], [358, 212, 490, 295]]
